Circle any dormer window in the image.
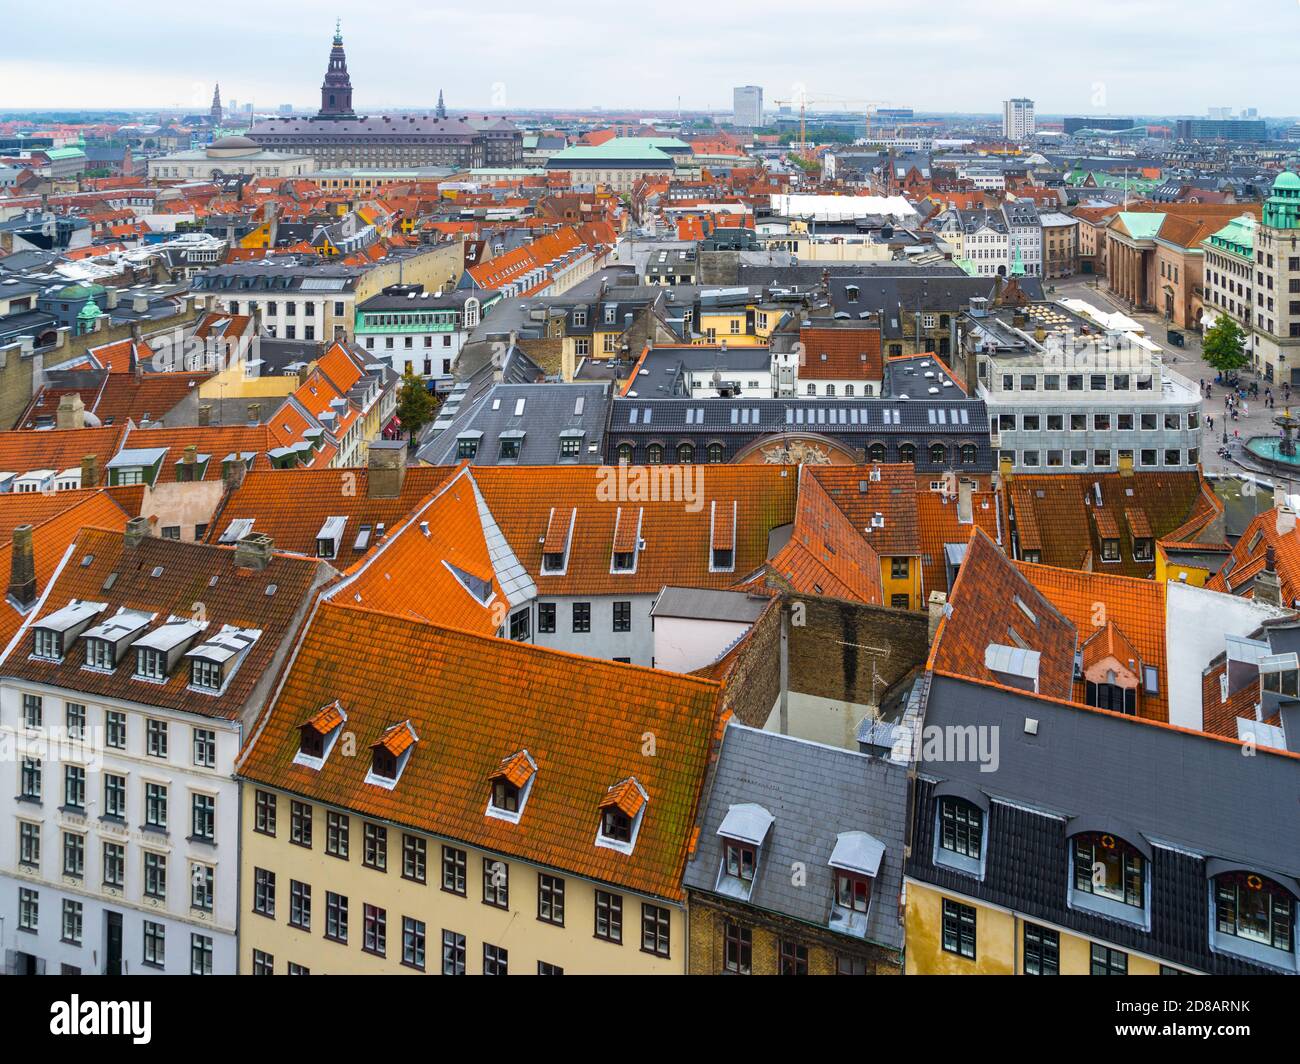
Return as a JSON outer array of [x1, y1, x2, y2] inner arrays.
[[940, 797, 983, 859], [294, 701, 347, 770], [486, 749, 536, 823], [726, 840, 756, 882], [1261, 652, 1299, 697], [610, 507, 643, 574], [1213, 870, 1296, 960], [596, 776, 648, 853], [135, 646, 167, 681], [710, 499, 737, 573], [33, 628, 62, 661], [85, 637, 115, 670], [827, 830, 885, 938], [540, 507, 575, 575], [542, 551, 564, 572], [1133, 537, 1154, 562], [1070, 829, 1148, 924], [366, 720, 417, 789], [315, 516, 346, 559]]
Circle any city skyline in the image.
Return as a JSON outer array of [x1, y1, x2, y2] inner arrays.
[[3, 0, 1299, 115]]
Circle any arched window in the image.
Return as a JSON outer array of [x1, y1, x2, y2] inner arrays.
[[844, 384, 854, 396], [706, 443, 725, 464], [930, 443, 946, 464], [899, 443, 916, 463], [1072, 832, 1144, 908], [825, 384, 836, 396], [868, 443, 887, 463], [960, 443, 977, 464], [1214, 872, 1295, 953], [677, 443, 695, 463], [646, 443, 663, 465], [806, 383, 816, 395], [616, 442, 633, 465]]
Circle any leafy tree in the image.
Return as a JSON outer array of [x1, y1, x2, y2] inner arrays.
[[396, 372, 437, 445], [1202, 312, 1249, 374]]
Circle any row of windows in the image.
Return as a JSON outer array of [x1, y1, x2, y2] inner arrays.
[[997, 372, 1154, 393], [1000, 447, 1197, 469], [19, 770, 216, 838], [720, 919, 869, 975], [17, 889, 215, 972], [252, 863, 672, 962], [997, 411, 1198, 432], [18, 829, 216, 910], [18, 696, 217, 765], [936, 798, 1296, 959]]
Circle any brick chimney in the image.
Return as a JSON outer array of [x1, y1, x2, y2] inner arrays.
[[368, 440, 406, 499], [56, 393, 85, 430], [124, 516, 150, 549], [80, 453, 99, 488], [8, 524, 36, 609], [234, 533, 275, 571], [957, 478, 973, 524], [198, 403, 212, 427], [1255, 546, 1283, 607]]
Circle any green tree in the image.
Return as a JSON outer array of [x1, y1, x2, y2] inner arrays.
[[396, 372, 437, 445], [1202, 312, 1249, 374]]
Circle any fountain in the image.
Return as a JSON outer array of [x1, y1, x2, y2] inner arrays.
[[1245, 410, 1300, 470]]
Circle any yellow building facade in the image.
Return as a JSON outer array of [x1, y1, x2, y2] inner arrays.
[[238, 786, 687, 975]]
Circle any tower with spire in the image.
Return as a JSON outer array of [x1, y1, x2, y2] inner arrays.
[[318, 19, 356, 119], [436, 89, 447, 120], [210, 83, 223, 126]]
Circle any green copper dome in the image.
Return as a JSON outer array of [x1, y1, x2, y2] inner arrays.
[[77, 300, 102, 319], [1273, 171, 1300, 191]]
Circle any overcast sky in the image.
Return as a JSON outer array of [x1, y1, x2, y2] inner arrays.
[[2, 0, 1296, 117]]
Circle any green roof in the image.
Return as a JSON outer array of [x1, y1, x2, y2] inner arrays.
[[1206, 214, 1256, 257], [1274, 171, 1300, 191], [77, 301, 103, 319], [44, 147, 86, 160], [1116, 212, 1165, 240], [548, 138, 680, 164]]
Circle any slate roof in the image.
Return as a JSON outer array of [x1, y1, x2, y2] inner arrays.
[[238, 601, 721, 902], [418, 383, 611, 467], [606, 396, 990, 472], [3, 528, 333, 722], [684, 722, 908, 953], [909, 672, 1300, 974]]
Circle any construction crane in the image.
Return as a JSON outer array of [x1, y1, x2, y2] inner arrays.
[[772, 93, 888, 163]]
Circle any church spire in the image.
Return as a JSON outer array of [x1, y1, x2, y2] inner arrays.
[[319, 21, 356, 118], [436, 89, 446, 120], [210, 83, 223, 126]]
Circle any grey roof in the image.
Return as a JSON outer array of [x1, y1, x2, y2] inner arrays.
[[651, 587, 770, 624], [909, 672, 1300, 973], [684, 722, 908, 953], [418, 381, 611, 466]]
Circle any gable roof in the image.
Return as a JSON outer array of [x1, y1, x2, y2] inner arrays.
[[237, 601, 722, 901]]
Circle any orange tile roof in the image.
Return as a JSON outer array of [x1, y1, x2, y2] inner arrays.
[[928, 529, 1078, 700], [0, 494, 132, 649], [302, 700, 345, 734], [490, 748, 537, 788], [471, 465, 798, 595], [915, 486, 1001, 596], [3, 527, 332, 720], [805, 465, 920, 556], [600, 777, 646, 818], [118, 424, 280, 482], [1206, 507, 1300, 607], [798, 326, 883, 382], [326, 470, 511, 634], [1017, 561, 1168, 723], [237, 601, 722, 901], [764, 466, 882, 604], [206, 466, 458, 557], [375, 720, 418, 758], [1201, 660, 1262, 741], [0, 425, 126, 477]]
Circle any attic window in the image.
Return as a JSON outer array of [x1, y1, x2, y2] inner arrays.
[[33, 628, 62, 661], [827, 830, 885, 939], [135, 646, 167, 681], [366, 720, 418, 789], [596, 777, 648, 854], [294, 701, 347, 770], [486, 749, 537, 824], [315, 516, 346, 559]]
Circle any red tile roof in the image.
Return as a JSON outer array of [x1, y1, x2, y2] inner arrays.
[[797, 326, 883, 382]]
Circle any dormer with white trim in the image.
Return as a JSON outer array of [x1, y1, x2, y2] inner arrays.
[[30, 600, 106, 662], [486, 749, 537, 823], [315, 516, 347, 560], [184, 624, 261, 695], [366, 719, 418, 789], [709, 499, 737, 573], [294, 700, 348, 770], [610, 506, 644, 574], [715, 802, 774, 899], [828, 830, 885, 938], [595, 776, 649, 854], [80, 608, 155, 672], [132, 615, 208, 683], [540, 507, 576, 576]]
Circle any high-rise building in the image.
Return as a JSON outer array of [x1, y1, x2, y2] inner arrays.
[[1002, 98, 1035, 140], [733, 86, 763, 128]]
